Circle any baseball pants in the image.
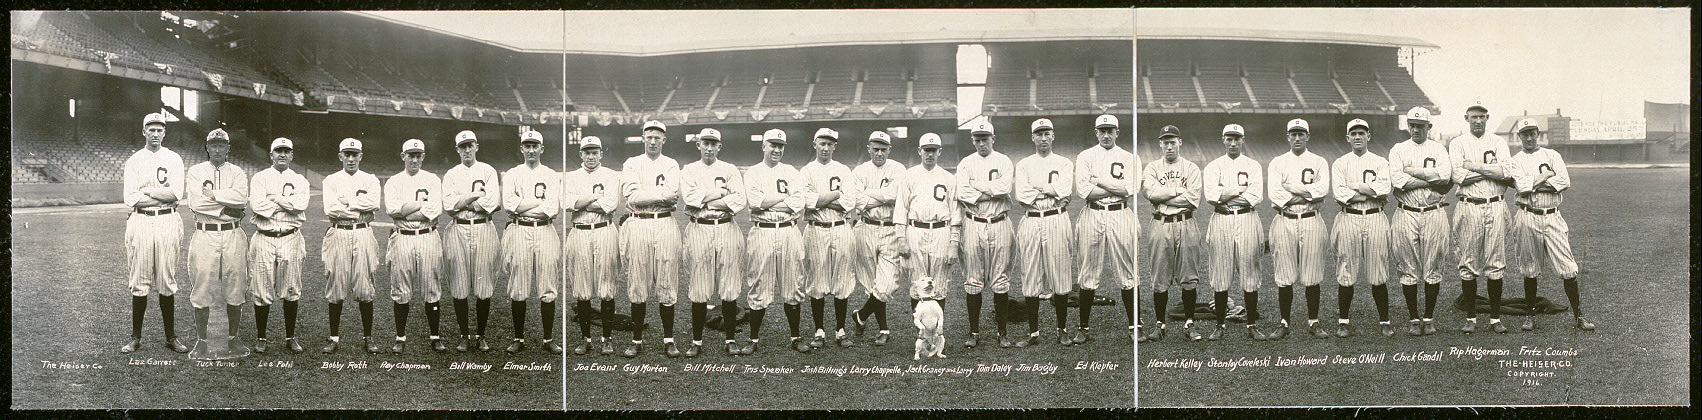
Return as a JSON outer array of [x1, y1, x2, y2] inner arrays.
[[189, 227, 249, 308], [853, 222, 902, 303], [906, 224, 955, 299], [1393, 207, 1452, 286], [684, 222, 745, 304], [806, 223, 856, 300], [1077, 207, 1138, 291], [505, 223, 563, 303], [248, 231, 305, 305], [1269, 215, 1328, 287], [322, 226, 381, 303], [1333, 212, 1392, 286], [444, 222, 501, 300], [1147, 214, 1202, 292], [126, 212, 184, 297], [568, 222, 622, 302], [746, 225, 805, 311], [1512, 208, 1579, 279], [621, 216, 681, 305], [1018, 213, 1076, 297], [1205, 211, 1263, 292], [1453, 200, 1508, 281], [387, 229, 444, 305], [961, 218, 1014, 295]]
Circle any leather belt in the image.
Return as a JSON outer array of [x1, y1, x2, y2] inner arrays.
[[1280, 210, 1319, 220], [573, 221, 610, 230], [196, 222, 237, 232], [398, 227, 436, 236], [692, 216, 732, 226], [1088, 201, 1128, 211], [259, 228, 298, 238], [136, 208, 175, 216], [862, 217, 896, 227], [454, 217, 490, 225], [634, 211, 673, 219], [911, 220, 949, 229], [1343, 207, 1383, 215], [332, 222, 369, 230], [515, 218, 552, 227], [1214, 207, 1252, 216], [1153, 212, 1193, 223], [1519, 205, 1558, 216], [1400, 202, 1449, 213], [755, 220, 796, 229], [810, 220, 846, 228], [965, 212, 1007, 224], [1460, 195, 1502, 205], [1027, 207, 1066, 218]]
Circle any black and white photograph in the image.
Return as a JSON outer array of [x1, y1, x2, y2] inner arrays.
[[1130, 7, 1690, 407]]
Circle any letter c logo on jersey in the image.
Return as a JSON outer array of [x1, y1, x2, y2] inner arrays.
[[1301, 168, 1316, 185], [880, 178, 890, 188], [1237, 171, 1249, 187], [416, 189, 429, 202], [1538, 163, 1552, 176], [283, 183, 295, 196], [1047, 170, 1060, 184], [356, 189, 367, 197], [472, 180, 486, 193], [776, 180, 789, 194], [654, 174, 666, 187], [828, 176, 841, 192], [714, 177, 727, 190], [202, 180, 215, 191], [1362, 169, 1377, 183], [1422, 157, 1436, 168], [933, 184, 948, 202], [592, 184, 604, 195], [534, 183, 547, 199], [156, 167, 168, 185], [1110, 162, 1126, 179], [988, 169, 1000, 181], [1482, 151, 1497, 164]]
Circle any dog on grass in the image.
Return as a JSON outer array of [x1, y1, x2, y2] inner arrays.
[[912, 276, 946, 360]]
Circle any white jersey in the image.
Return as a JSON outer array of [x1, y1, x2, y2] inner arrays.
[[620, 154, 681, 214], [122, 147, 186, 211], [744, 161, 811, 224], [1510, 147, 1571, 209], [248, 166, 311, 231], [383, 170, 443, 231], [1075, 144, 1138, 207], [849, 160, 906, 222], [955, 151, 1015, 217], [322, 169, 382, 223], [563, 165, 622, 224], [1267, 150, 1331, 214], [1202, 154, 1264, 211], [680, 160, 747, 219], [895, 164, 961, 226], [800, 159, 855, 223], [185, 161, 248, 223], [1332, 151, 1392, 211], [1015, 153, 1074, 211], [1448, 132, 1514, 199], [442, 161, 502, 220], [1387, 139, 1453, 208], [502, 163, 562, 220]]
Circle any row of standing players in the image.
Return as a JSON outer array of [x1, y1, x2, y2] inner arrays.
[[1139, 105, 1594, 344], [118, 112, 1142, 358]]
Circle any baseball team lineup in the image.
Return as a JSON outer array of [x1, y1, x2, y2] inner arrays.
[[118, 112, 1144, 361]]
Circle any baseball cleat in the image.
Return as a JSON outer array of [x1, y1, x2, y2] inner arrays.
[[665, 341, 682, 358], [1460, 318, 1477, 334], [1336, 324, 1353, 338], [322, 338, 339, 354], [792, 338, 811, 353], [621, 343, 639, 358], [1267, 326, 1290, 341], [392, 338, 405, 354], [599, 338, 615, 355], [167, 336, 191, 353], [573, 339, 592, 355], [1073, 328, 1090, 345], [683, 342, 700, 358], [809, 333, 825, 349], [286, 338, 305, 353], [963, 332, 980, 349], [121, 337, 142, 353], [545, 339, 564, 355], [506, 339, 525, 354], [999, 334, 1014, 348], [1015, 333, 1038, 348], [432, 338, 448, 353], [365, 337, 381, 354], [1309, 324, 1330, 339], [1245, 325, 1264, 341], [726, 342, 739, 356], [1145, 325, 1166, 342], [1520, 316, 1535, 331], [1380, 323, 1396, 337], [1186, 327, 1203, 342], [1057, 329, 1073, 346], [1422, 320, 1438, 335], [253, 338, 269, 354], [1206, 325, 1223, 341], [837, 336, 853, 348], [739, 341, 755, 355], [455, 335, 470, 352], [476, 335, 492, 352], [1574, 317, 1595, 331], [874, 332, 890, 346], [1491, 321, 1508, 334], [851, 310, 866, 336]]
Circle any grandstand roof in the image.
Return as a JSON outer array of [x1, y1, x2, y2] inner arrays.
[[1138, 27, 1438, 49]]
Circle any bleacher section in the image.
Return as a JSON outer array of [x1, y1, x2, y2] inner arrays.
[[1289, 65, 1345, 107], [1196, 62, 1250, 106], [762, 71, 809, 108], [1243, 64, 1299, 107], [1144, 62, 1200, 107]]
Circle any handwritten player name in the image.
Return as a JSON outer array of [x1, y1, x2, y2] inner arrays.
[[680, 363, 738, 374], [255, 360, 294, 368], [621, 364, 670, 375], [449, 361, 493, 372], [378, 361, 432, 371], [1448, 345, 1512, 360], [42, 360, 106, 370], [195, 360, 239, 368], [502, 361, 553, 372], [1150, 352, 1442, 371], [1074, 360, 1121, 373], [319, 361, 369, 371], [126, 357, 178, 367]]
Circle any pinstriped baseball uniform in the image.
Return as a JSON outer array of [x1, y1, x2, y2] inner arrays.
[[956, 151, 1015, 295], [1143, 156, 1202, 292], [801, 159, 856, 300], [1331, 151, 1394, 286], [1015, 152, 1076, 297], [1388, 138, 1454, 286], [1202, 153, 1265, 293], [123, 146, 186, 297], [681, 159, 747, 304], [744, 161, 811, 310], [186, 161, 250, 308], [501, 162, 563, 303], [1449, 132, 1513, 282], [442, 162, 502, 300], [1267, 150, 1331, 288], [562, 164, 620, 303], [383, 169, 444, 305], [1075, 144, 1138, 291], [619, 154, 682, 305], [248, 166, 309, 305], [321, 169, 382, 303], [894, 163, 961, 298], [1509, 147, 1578, 279], [849, 160, 906, 302]]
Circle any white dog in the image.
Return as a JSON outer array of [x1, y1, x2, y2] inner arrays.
[[913, 277, 946, 360]]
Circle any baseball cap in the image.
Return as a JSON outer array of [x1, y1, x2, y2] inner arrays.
[[455, 130, 478, 145], [970, 121, 994, 136], [1157, 125, 1183, 140], [270, 137, 294, 151], [763, 129, 787, 145], [339, 138, 363, 152], [868, 131, 892, 145], [1466, 102, 1489, 113], [205, 128, 230, 142], [1286, 118, 1311, 133], [697, 128, 722, 142], [918, 133, 943, 149], [642, 120, 667, 133], [142, 113, 168, 128], [521, 130, 543, 144], [1405, 107, 1433, 123], [402, 139, 425, 153], [1346, 118, 1371, 132], [1030, 118, 1055, 133], [814, 128, 839, 141], [580, 136, 603, 150], [1514, 118, 1540, 133], [1221, 124, 1245, 137], [1095, 114, 1119, 129]]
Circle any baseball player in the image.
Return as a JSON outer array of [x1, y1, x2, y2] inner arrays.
[[1267, 119, 1332, 340], [894, 133, 962, 343], [382, 139, 446, 353], [1507, 119, 1594, 332], [745, 129, 812, 354], [501, 130, 564, 354], [120, 113, 189, 354], [1201, 123, 1266, 341], [848, 130, 906, 347], [185, 128, 250, 354], [1449, 103, 1515, 334], [248, 137, 310, 353], [321, 138, 383, 354], [800, 128, 857, 349], [1016, 118, 1077, 347], [442, 130, 502, 352], [679, 128, 749, 356], [563, 136, 620, 357], [1331, 118, 1397, 337], [1142, 125, 1204, 342], [1388, 107, 1455, 336], [1074, 115, 1138, 344], [955, 121, 1014, 348], [619, 120, 684, 357]]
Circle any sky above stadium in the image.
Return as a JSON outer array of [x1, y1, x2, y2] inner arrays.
[[1138, 8, 1691, 136]]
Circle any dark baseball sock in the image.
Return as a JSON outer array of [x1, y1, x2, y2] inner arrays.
[[1078, 289, 1095, 328], [1277, 286, 1293, 324], [1402, 284, 1420, 320], [1243, 291, 1260, 325], [720, 301, 737, 340], [966, 293, 983, 334], [858, 297, 877, 316], [784, 304, 801, 338], [748, 308, 766, 340], [578, 300, 594, 338], [1524, 277, 1539, 302], [159, 295, 178, 337], [541, 301, 556, 339], [394, 303, 410, 337], [1120, 289, 1135, 326], [426, 303, 441, 337], [194, 308, 210, 340], [511, 301, 527, 340], [1338, 285, 1354, 322], [1461, 279, 1478, 318], [282, 300, 298, 338], [1213, 291, 1228, 326], [131, 296, 147, 338], [328, 302, 344, 337], [453, 298, 470, 336], [1563, 278, 1582, 317], [691, 302, 707, 341], [630, 303, 646, 341], [1486, 279, 1503, 319], [476, 298, 491, 336], [599, 299, 614, 338], [993, 293, 1008, 335], [810, 298, 825, 332], [1152, 291, 1169, 325], [873, 299, 888, 330], [1052, 294, 1069, 330], [225, 304, 243, 338], [1372, 285, 1390, 323], [1304, 285, 1320, 321], [833, 298, 847, 331], [1180, 288, 1197, 322], [1025, 297, 1041, 334], [1423, 283, 1439, 319], [659, 304, 674, 339], [358, 301, 374, 337], [255, 304, 270, 339]]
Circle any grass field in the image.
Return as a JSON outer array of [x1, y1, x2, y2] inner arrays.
[[1135, 167, 1691, 406]]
